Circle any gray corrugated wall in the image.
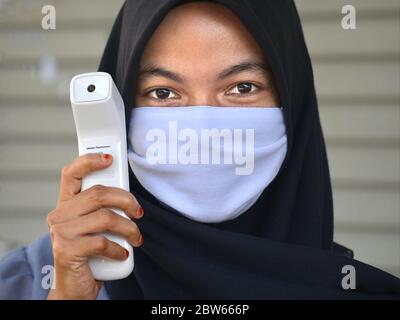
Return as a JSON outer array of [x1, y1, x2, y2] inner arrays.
[[0, 0, 399, 277]]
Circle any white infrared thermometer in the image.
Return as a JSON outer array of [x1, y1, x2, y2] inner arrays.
[[70, 72, 134, 280]]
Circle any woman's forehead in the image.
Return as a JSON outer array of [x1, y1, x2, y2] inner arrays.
[[139, 1, 267, 68]]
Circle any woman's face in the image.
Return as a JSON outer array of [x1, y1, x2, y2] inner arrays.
[[135, 1, 280, 107]]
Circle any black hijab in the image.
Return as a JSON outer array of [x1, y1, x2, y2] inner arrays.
[[100, 0, 400, 299]]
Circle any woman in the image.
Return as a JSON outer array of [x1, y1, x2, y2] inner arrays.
[[1, 0, 399, 299]]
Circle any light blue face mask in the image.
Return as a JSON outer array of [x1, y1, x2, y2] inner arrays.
[[128, 106, 287, 223]]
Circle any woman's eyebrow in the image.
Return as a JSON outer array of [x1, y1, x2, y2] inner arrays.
[[138, 64, 185, 83], [138, 60, 270, 83], [217, 60, 270, 80]]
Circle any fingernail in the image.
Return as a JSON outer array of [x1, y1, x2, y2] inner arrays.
[[124, 249, 129, 258], [139, 234, 144, 246], [102, 153, 111, 162], [136, 206, 144, 218]]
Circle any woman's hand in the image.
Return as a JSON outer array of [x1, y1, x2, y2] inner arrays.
[[47, 153, 144, 300]]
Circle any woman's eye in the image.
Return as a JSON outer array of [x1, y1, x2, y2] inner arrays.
[[226, 83, 258, 96], [148, 88, 179, 100]]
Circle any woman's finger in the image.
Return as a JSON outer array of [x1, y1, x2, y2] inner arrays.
[[52, 208, 144, 247], [54, 235, 129, 263], [81, 235, 130, 261], [48, 184, 143, 226], [58, 153, 113, 203]]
